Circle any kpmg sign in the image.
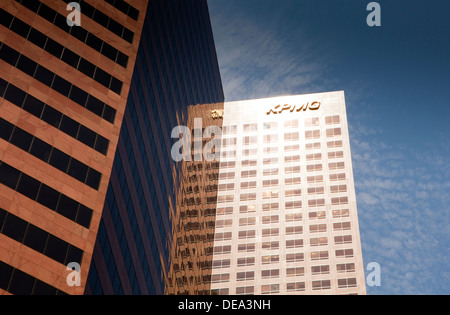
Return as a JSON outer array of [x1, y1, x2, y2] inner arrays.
[[266, 101, 321, 115]]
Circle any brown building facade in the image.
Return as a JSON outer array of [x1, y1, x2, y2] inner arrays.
[[0, 0, 148, 295]]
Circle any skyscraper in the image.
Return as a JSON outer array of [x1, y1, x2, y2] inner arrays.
[[210, 92, 366, 295], [0, 0, 148, 294], [85, 0, 224, 295]]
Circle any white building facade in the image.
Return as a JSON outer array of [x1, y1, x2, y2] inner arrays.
[[210, 91, 366, 295]]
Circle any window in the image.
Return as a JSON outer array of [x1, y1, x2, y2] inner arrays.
[[219, 183, 235, 191], [220, 161, 236, 169], [311, 265, 330, 275], [237, 257, 255, 267], [223, 125, 237, 135], [285, 201, 301, 210], [261, 269, 279, 279], [243, 136, 257, 145], [263, 179, 279, 187], [309, 224, 327, 233], [262, 241, 279, 250], [305, 130, 320, 139], [216, 207, 233, 216], [284, 132, 299, 141], [330, 173, 346, 181], [238, 230, 256, 239], [286, 253, 304, 263], [242, 148, 257, 156], [285, 166, 300, 174], [326, 128, 342, 138], [308, 187, 324, 195], [263, 122, 278, 130], [338, 278, 357, 288], [16, 174, 40, 201], [306, 153, 322, 161], [329, 162, 345, 170], [284, 144, 300, 152], [310, 237, 328, 247], [335, 235, 353, 245], [286, 226, 302, 235], [239, 205, 256, 213], [243, 123, 258, 132], [312, 280, 331, 290], [212, 259, 231, 269], [286, 282, 305, 292], [307, 175, 323, 184], [262, 228, 279, 237], [1, 212, 28, 243], [306, 164, 322, 172], [222, 138, 236, 147], [284, 120, 298, 129], [261, 284, 279, 294], [331, 197, 349, 205], [211, 273, 230, 283], [305, 117, 319, 126], [309, 211, 326, 220], [306, 142, 321, 150], [262, 203, 279, 212], [325, 115, 340, 125], [284, 155, 300, 163], [285, 189, 301, 197], [262, 191, 278, 199], [23, 224, 48, 254], [239, 217, 256, 226], [263, 146, 278, 154], [261, 255, 279, 265], [238, 243, 255, 253], [214, 232, 232, 241], [263, 168, 278, 176], [236, 286, 254, 295], [263, 134, 277, 143], [241, 160, 257, 167], [308, 199, 325, 207], [331, 185, 347, 194], [10, 128, 33, 152], [241, 170, 256, 178], [263, 157, 278, 165], [220, 171, 235, 180], [240, 193, 256, 201], [0, 163, 20, 190], [236, 271, 254, 281], [328, 151, 344, 159], [214, 245, 232, 255], [285, 177, 301, 185], [286, 267, 304, 277], [332, 209, 350, 218], [327, 140, 343, 148], [286, 239, 303, 248], [285, 213, 302, 222], [336, 249, 354, 258], [262, 215, 279, 224], [215, 219, 232, 228], [336, 263, 356, 273]]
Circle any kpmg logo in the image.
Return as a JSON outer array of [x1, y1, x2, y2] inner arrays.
[[266, 101, 321, 115]]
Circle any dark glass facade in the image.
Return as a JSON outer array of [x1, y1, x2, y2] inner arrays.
[[85, 0, 224, 295]]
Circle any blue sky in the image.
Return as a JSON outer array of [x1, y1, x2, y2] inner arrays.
[[207, 0, 450, 295]]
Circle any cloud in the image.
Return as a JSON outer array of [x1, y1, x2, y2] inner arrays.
[[208, 0, 328, 101], [351, 129, 450, 295]]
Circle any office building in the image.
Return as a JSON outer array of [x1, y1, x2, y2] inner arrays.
[[84, 0, 224, 295], [0, 0, 148, 294], [210, 92, 366, 295]]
